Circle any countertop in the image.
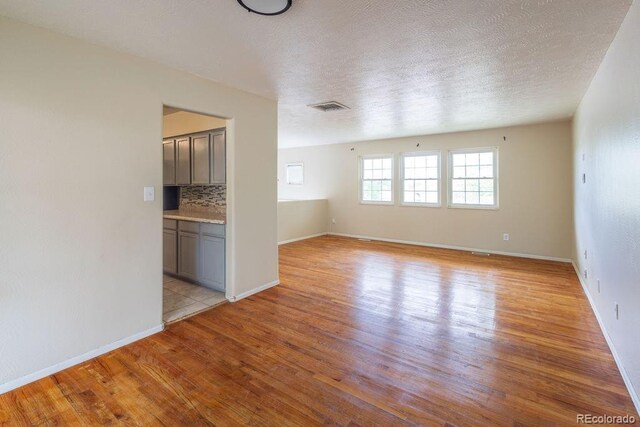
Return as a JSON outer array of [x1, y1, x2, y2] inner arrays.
[[163, 209, 226, 225]]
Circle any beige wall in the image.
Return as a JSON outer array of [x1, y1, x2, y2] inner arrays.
[[278, 200, 328, 243], [572, 1, 640, 407], [0, 17, 278, 390], [279, 121, 573, 260], [162, 110, 227, 138]]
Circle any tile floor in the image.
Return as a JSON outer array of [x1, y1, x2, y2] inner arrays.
[[163, 275, 227, 323]]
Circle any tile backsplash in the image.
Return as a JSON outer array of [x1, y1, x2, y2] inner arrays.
[[180, 185, 226, 210]]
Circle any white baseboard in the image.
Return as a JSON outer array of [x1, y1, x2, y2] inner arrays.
[[229, 279, 279, 302], [278, 232, 328, 245], [0, 324, 164, 395], [328, 232, 572, 263], [571, 262, 640, 413]]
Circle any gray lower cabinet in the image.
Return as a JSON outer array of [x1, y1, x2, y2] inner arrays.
[[168, 220, 225, 291], [163, 140, 176, 186], [162, 229, 177, 274], [178, 230, 199, 280], [199, 234, 225, 291]]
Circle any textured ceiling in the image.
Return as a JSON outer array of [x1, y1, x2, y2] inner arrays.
[[0, 0, 631, 147]]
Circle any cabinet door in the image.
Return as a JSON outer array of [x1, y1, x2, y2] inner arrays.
[[191, 133, 211, 185], [163, 140, 176, 186], [176, 136, 191, 185], [163, 229, 177, 274], [211, 130, 226, 184], [199, 234, 225, 291], [178, 231, 199, 280]]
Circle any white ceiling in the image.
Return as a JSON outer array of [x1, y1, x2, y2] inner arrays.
[[0, 0, 631, 148]]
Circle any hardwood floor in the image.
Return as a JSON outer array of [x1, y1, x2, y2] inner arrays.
[[1, 235, 637, 426]]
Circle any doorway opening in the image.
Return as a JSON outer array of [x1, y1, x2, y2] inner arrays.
[[162, 106, 229, 323]]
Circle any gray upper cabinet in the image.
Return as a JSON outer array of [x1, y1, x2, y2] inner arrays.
[[163, 129, 225, 186], [176, 136, 191, 185], [211, 130, 226, 184], [191, 133, 211, 185], [163, 139, 176, 186]]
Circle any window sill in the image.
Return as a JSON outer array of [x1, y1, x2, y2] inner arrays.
[[399, 202, 441, 208], [359, 201, 395, 206]]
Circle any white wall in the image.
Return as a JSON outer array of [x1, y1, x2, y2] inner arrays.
[[279, 121, 573, 260], [278, 199, 328, 243], [572, 1, 640, 408], [0, 17, 278, 390]]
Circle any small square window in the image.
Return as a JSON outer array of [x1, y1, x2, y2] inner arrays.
[[286, 163, 304, 185]]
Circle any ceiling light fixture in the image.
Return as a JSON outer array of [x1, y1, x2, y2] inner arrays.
[[237, 0, 292, 16]]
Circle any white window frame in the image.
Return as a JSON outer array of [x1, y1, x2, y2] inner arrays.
[[400, 151, 441, 207], [286, 162, 304, 185], [447, 147, 499, 210], [358, 153, 394, 205]]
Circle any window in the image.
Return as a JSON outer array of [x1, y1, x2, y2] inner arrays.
[[401, 152, 440, 206], [448, 147, 498, 208], [359, 154, 393, 204], [286, 162, 304, 185]]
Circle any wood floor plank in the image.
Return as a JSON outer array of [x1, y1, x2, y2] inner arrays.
[[0, 235, 637, 426]]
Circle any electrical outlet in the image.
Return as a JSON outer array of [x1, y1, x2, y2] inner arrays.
[[584, 250, 588, 260], [584, 269, 588, 279], [503, 233, 510, 241], [331, 218, 336, 224], [615, 303, 619, 320], [582, 173, 586, 184], [143, 186, 155, 202]]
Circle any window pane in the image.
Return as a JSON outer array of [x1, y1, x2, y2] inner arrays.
[[426, 155, 437, 168], [466, 166, 479, 178], [453, 154, 466, 166], [404, 179, 414, 191], [372, 180, 381, 191], [426, 180, 437, 191], [426, 167, 438, 179], [480, 192, 494, 205], [465, 153, 479, 165], [452, 179, 465, 191], [452, 192, 465, 203], [381, 191, 391, 201], [382, 169, 392, 179], [363, 181, 372, 191], [404, 191, 414, 202], [363, 170, 373, 179], [405, 168, 414, 179], [480, 165, 493, 178], [363, 190, 372, 201], [364, 159, 374, 170], [373, 169, 382, 179], [382, 180, 391, 191], [465, 179, 479, 192], [466, 192, 479, 204], [405, 157, 414, 168], [414, 168, 425, 179], [479, 152, 493, 165], [479, 179, 493, 191], [372, 158, 382, 169], [453, 166, 466, 178], [371, 190, 380, 200], [426, 192, 438, 204], [382, 158, 392, 169], [413, 156, 425, 168], [415, 180, 425, 191]]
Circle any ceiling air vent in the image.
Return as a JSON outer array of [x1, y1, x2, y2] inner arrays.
[[308, 101, 350, 112]]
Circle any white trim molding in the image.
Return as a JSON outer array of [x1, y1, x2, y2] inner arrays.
[[278, 232, 328, 245], [571, 262, 640, 413], [328, 232, 572, 263], [0, 324, 164, 395], [229, 280, 279, 302]]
